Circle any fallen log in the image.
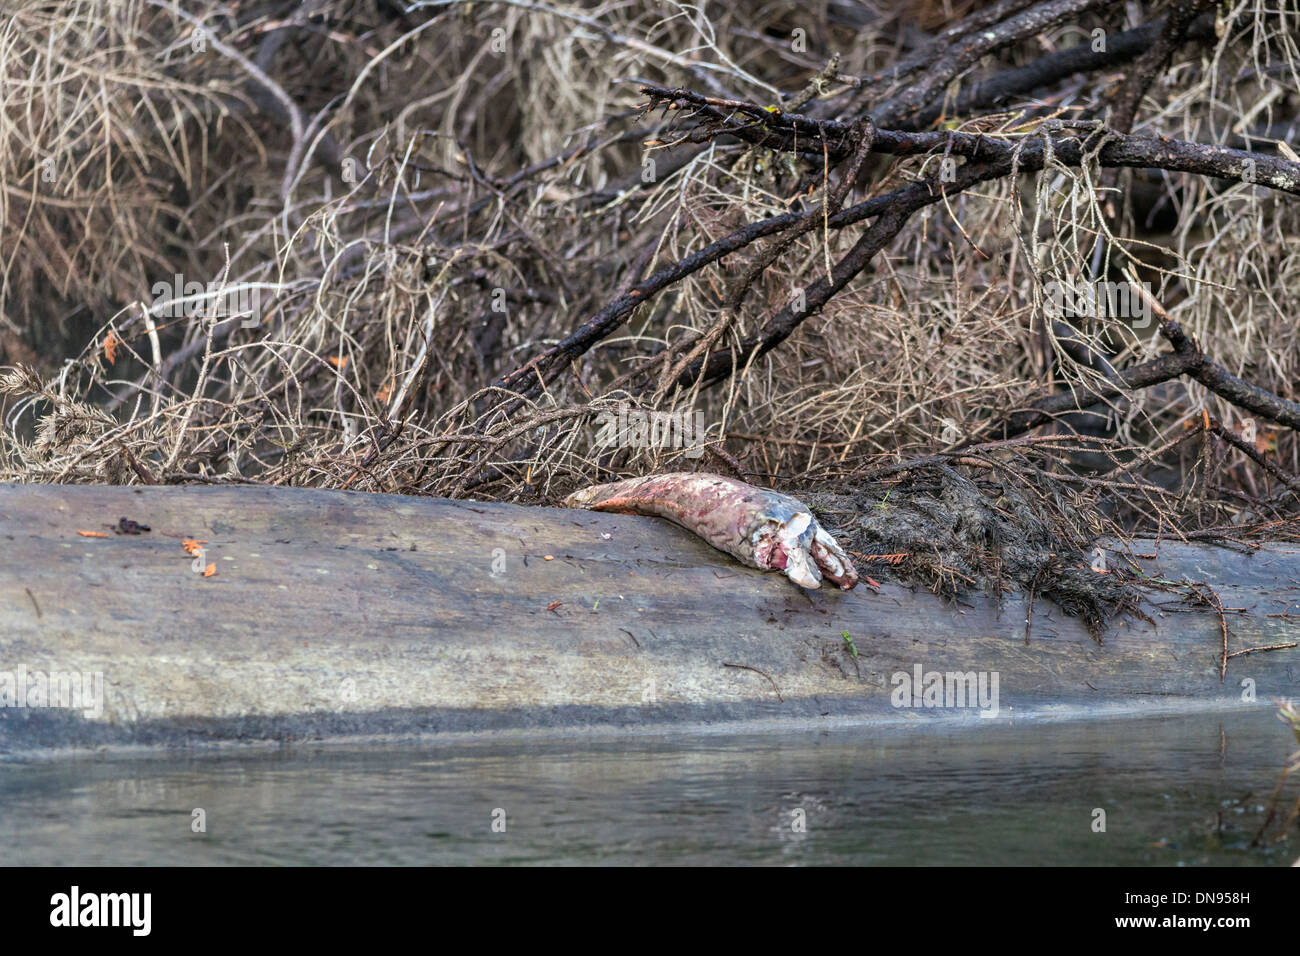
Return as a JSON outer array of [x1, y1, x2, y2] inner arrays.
[[0, 483, 1296, 755]]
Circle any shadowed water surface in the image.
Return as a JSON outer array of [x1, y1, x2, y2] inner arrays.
[[1, 710, 1296, 865]]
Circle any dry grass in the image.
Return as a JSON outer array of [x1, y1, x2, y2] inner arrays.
[[0, 0, 1297, 553]]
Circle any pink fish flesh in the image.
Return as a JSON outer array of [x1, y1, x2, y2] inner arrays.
[[564, 473, 858, 590]]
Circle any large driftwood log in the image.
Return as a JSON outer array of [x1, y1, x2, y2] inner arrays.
[[0, 483, 1296, 754]]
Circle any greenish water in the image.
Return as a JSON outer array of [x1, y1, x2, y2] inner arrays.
[[2, 710, 1297, 865]]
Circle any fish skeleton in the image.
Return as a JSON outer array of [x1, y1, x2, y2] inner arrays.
[[565, 472, 858, 590]]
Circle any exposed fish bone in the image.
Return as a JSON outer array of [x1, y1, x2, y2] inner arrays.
[[564, 473, 858, 590]]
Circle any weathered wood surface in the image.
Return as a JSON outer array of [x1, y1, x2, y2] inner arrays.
[[0, 483, 1297, 754]]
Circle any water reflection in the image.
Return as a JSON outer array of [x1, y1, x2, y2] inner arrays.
[[1, 710, 1295, 865]]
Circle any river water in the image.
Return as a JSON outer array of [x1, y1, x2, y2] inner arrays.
[[2, 709, 1296, 865]]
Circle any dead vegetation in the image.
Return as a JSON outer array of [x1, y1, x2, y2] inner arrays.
[[2, 0, 1300, 630], [803, 438, 1142, 639], [1253, 700, 1300, 849]]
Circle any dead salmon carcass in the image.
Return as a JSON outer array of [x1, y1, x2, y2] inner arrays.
[[564, 473, 858, 590]]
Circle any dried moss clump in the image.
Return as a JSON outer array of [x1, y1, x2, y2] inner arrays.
[[805, 462, 1140, 640]]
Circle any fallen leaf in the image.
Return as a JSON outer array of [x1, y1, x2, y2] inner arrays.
[[181, 539, 208, 555], [376, 382, 394, 403], [77, 530, 109, 538], [546, 601, 562, 611], [328, 355, 348, 368], [543, 554, 554, 561], [203, 563, 216, 577], [103, 331, 120, 365]]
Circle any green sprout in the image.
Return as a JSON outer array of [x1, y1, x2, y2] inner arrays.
[[841, 631, 858, 658]]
